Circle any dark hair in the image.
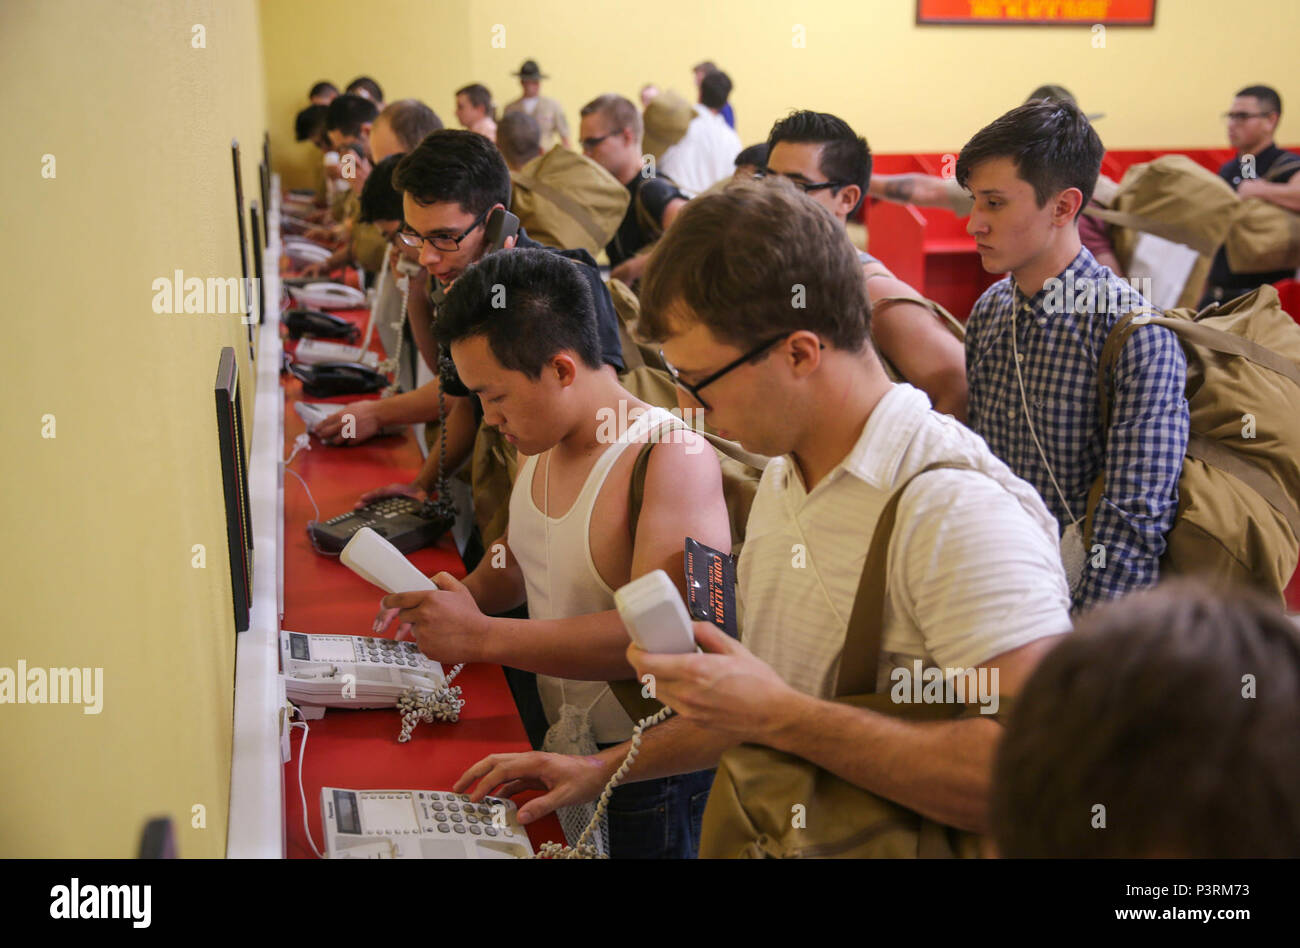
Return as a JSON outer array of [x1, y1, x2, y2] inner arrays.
[[294, 104, 328, 143], [1237, 84, 1282, 117], [435, 248, 603, 378], [378, 99, 443, 152], [392, 129, 512, 217], [325, 93, 380, 136], [456, 83, 496, 121], [766, 111, 872, 215], [956, 99, 1104, 218], [991, 581, 1300, 858], [497, 112, 542, 167], [359, 154, 405, 224], [1024, 84, 1078, 108], [735, 143, 769, 169], [346, 76, 384, 103], [309, 81, 338, 100], [638, 177, 871, 352], [692, 61, 717, 75], [700, 71, 732, 110], [580, 93, 642, 140]]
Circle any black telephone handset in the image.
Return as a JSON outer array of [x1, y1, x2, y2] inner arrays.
[[283, 309, 361, 341], [289, 361, 387, 398], [483, 207, 520, 253]]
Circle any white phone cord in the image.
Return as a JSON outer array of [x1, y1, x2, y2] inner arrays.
[[289, 707, 326, 859], [534, 705, 674, 859], [1011, 305, 1079, 525]]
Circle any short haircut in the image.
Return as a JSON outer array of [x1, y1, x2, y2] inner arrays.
[[456, 83, 495, 120], [991, 582, 1300, 858], [1025, 83, 1078, 108], [1237, 84, 1282, 116], [392, 129, 512, 218], [735, 143, 769, 169], [435, 248, 603, 378], [325, 93, 380, 136], [294, 104, 328, 142], [700, 71, 732, 110], [309, 81, 338, 100], [359, 154, 405, 223], [497, 112, 543, 167], [693, 61, 717, 75], [378, 99, 444, 152], [346, 76, 384, 102], [580, 93, 642, 140], [766, 111, 872, 214], [638, 177, 871, 352], [956, 99, 1104, 218]]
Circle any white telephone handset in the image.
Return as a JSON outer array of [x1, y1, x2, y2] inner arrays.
[[289, 282, 367, 310], [283, 239, 332, 265]]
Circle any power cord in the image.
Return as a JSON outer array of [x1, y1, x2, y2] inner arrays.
[[289, 704, 326, 859], [281, 432, 340, 557]]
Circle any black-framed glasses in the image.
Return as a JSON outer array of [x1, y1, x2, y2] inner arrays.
[[755, 169, 850, 194], [1223, 111, 1273, 123], [659, 334, 791, 411], [580, 130, 620, 151], [396, 206, 490, 253]]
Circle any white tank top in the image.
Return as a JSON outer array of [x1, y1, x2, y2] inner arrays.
[[508, 406, 679, 743]]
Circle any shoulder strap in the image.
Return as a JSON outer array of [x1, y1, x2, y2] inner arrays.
[[871, 294, 967, 340], [834, 461, 975, 698], [626, 423, 770, 544], [510, 169, 609, 246], [1263, 152, 1300, 182]]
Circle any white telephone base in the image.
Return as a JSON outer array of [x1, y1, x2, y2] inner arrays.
[[322, 787, 534, 859], [280, 630, 445, 718], [293, 338, 381, 368]]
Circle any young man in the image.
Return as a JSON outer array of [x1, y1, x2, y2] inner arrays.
[[502, 60, 571, 151], [312, 132, 626, 529], [379, 248, 729, 858], [765, 110, 967, 419], [1202, 84, 1300, 306], [309, 81, 339, 106], [453, 179, 1072, 844], [957, 100, 1190, 614], [324, 93, 379, 154], [992, 581, 1300, 857], [579, 93, 688, 286], [345, 75, 384, 108], [692, 61, 734, 129], [659, 71, 742, 197], [454, 83, 497, 144], [369, 99, 443, 163]]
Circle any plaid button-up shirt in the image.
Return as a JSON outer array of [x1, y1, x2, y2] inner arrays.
[[965, 246, 1189, 613]]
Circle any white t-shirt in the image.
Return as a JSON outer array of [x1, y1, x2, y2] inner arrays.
[[738, 383, 1071, 698], [658, 104, 742, 197]]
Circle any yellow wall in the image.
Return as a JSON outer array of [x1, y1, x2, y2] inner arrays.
[[265, 0, 1299, 190], [0, 0, 267, 857]]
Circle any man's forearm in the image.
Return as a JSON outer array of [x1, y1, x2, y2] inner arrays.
[[413, 396, 477, 492], [764, 691, 999, 834], [594, 713, 732, 786], [1248, 180, 1300, 213], [406, 284, 439, 372], [370, 380, 441, 427], [480, 609, 639, 680]]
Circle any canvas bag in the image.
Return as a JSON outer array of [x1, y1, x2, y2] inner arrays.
[[698, 462, 990, 859], [511, 146, 630, 259], [1223, 152, 1300, 274], [1083, 285, 1300, 603], [642, 90, 694, 162]]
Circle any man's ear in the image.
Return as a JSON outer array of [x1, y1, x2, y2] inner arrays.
[[838, 184, 862, 217], [1053, 187, 1085, 227], [786, 330, 824, 379], [551, 353, 579, 387]]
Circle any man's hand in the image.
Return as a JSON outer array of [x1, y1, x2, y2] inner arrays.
[[355, 481, 425, 509], [610, 253, 650, 286], [313, 400, 384, 445], [377, 572, 487, 665], [628, 622, 800, 744], [1237, 178, 1269, 199], [453, 751, 613, 825]]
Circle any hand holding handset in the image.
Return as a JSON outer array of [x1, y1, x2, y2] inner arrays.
[[340, 526, 438, 595], [483, 207, 520, 253]]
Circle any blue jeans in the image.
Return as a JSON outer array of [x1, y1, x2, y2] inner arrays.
[[597, 760, 716, 859]]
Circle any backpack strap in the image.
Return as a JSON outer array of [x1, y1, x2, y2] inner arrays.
[[1263, 152, 1300, 183], [510, 169, 609, 247], [834, 461, 976, 698], [870, 294, 967, 340]]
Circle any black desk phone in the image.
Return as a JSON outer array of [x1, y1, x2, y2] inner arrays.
[[284, 308, 360, 341], [308, 495, 454, 555], [289, 361, 388, 398]]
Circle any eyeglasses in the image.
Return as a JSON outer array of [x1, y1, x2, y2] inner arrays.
[[659, 334, 792, 411], [1223, 111, 1274, 123], [755, 169, 850, 194], [396, 206, 490, 253], [580, 130, 620, 150]]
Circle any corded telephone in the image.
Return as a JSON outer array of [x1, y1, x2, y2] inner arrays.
[[288, 282, 367, 310], [289, 360, 388, 398], [483, 207, 520, 252], [279, 630, 445, 720], [308, 492, 453, 555], [283, 238, 332, 266], [320, 788, 533, 859], [283, 308, 360, 341]]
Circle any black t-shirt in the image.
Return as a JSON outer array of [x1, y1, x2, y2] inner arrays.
[[1207, 144, 1300, 290], [606, 172, 687, 267], [432, 232, 626, 396]]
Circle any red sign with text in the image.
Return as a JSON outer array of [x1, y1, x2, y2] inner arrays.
[[917, 0, 1156, 25]]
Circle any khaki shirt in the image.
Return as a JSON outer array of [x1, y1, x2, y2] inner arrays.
[[504, 95, 570, 150]]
